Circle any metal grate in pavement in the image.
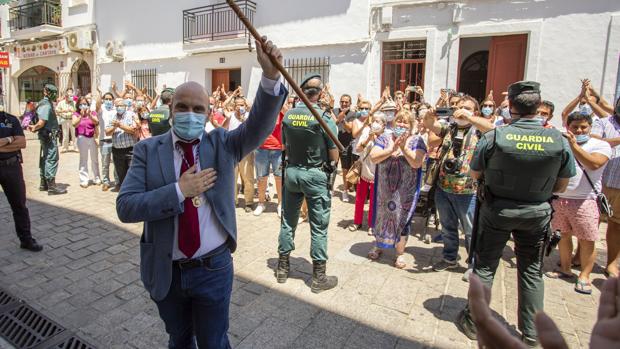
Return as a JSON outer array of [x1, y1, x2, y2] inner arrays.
[[51, 336, 96, 349], [0, 290, 15, 307], [0, 304, 63, 348], [0, 287, 97, 349]]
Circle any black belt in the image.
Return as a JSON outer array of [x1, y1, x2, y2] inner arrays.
[[101, 139, 112, 143], [172, 243, 229, 270], [0, 156, 19, 166]]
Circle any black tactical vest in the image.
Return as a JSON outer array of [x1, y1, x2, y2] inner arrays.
[[484, 121, 564, 203], [148, 106, 171, 136]]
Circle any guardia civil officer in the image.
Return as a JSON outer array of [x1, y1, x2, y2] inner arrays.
[[457, 81, 576, 346], [276, 73, 339, 293], [148, 87, 174, 136], [29, 84, 67, 195], [0, 110, 42, 251]]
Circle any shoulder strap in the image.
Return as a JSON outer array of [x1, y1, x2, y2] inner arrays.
[[575, 159, 600, 195]]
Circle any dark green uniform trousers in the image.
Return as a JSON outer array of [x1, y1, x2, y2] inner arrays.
[[471, 200, 551, 339], [39, 133, 59, 181], [278, 166, 331, 261]]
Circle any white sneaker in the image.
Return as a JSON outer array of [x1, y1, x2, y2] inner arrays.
[[253, 203, 266, 216], [93, 178, 102, 185], [341, 191, 349, 202], [277, 205, 281, 218]]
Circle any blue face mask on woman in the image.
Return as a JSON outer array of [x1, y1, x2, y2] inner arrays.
[[116, 106, 127, 115], [104, 101, 113, 110], [173, 112, 206, 140], [481, 106, 493, 117], [393, 126, 407, 138]]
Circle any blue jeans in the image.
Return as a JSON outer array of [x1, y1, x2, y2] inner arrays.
[[100, 141, 118, 185], [435, 187, 476, 263], [154, 248, 233, 349], [254, 148, 282, 177]]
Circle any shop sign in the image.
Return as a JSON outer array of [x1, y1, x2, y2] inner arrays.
[[14, 39, 67, 59], [0, 52, 9, 68]]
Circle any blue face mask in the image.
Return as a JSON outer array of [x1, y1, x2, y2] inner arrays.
[[579, 104, 593, 116], [173, 112, 206, 140], [79, 104, 89, 110], [534, 115, 546, 125], [104, 101, 113, 110], [116, 106, 126, 115], [481, 106, 493, 117], [393, 126, 407, 138], [575, 134, 590, 144], [238, 107, 246, 115], [501, 107, 512, 120], [125, 99, 133, 107]]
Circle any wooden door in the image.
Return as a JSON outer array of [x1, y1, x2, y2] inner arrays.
[[381, 60, 425, 101], [486, 34, 528, 106], [212, 69, 230, 93]]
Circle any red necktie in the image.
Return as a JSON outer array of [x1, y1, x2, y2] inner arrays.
[[178, 141, 201, 258]]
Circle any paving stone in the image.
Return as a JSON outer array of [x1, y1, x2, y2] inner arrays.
[[236, 317, 304, 349]]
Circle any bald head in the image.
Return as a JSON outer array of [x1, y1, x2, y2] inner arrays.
[[172, 81, 209, 119]]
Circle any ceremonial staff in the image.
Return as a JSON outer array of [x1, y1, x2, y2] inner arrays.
[[226, 0, 345, 151]]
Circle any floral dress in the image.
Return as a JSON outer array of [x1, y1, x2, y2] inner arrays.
[[372, 134, 427, 248]]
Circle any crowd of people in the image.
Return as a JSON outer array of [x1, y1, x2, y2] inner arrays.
[[2, 62, 618, 348]]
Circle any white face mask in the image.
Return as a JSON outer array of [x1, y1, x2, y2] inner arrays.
[[371, 122, 383, 133]]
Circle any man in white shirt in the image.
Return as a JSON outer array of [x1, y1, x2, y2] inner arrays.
[[55, 88, 76, 152], [228, 96, 256, 212]]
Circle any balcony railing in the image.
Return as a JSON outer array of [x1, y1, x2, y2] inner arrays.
[[183, 0, 256, 44], [9, 0, 62, 31]]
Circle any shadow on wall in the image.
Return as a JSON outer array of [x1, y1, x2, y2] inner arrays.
[[0, 198, 427, 348]]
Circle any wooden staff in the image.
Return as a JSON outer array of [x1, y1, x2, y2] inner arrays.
[[225, 0, 344, 152]]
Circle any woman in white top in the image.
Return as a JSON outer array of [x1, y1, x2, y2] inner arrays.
[[546, 112, 611, 295]]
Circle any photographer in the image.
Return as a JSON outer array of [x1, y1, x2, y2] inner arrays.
[[423, 95, 484, 280]]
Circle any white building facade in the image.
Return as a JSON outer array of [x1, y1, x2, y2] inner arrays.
[[2, 0, 619, 122], [1, 0, 96, 115]]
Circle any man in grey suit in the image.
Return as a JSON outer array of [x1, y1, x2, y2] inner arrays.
[[116, 37, 285, 349]]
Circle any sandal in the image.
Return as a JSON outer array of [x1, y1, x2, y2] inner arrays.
[[348, 224, 360, 232], [394, 254, 406, 269], [544, 269, 575, 280], [603, 269, 619, 279], [574, 279, 592, 295], [367, 246, 382, 260]]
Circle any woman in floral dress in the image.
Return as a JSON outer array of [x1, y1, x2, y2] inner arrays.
[[368, 111, 427, 268]]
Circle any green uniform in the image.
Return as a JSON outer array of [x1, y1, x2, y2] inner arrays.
[[148, 106, 171, 136], [36, 96, 60, 180], [278, 103, 338, 261], [467, 118, 576, 339]]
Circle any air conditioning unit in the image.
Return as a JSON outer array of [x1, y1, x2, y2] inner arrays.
[[66, 30, 92, 52], [381, 6, 393, 29], [105, 40, 124, 62]]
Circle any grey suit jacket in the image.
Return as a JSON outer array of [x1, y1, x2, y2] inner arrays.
[[116, 85, 286, 301]]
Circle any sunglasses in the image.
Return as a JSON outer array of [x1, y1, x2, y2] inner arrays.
[[359, 108, 370, 111]]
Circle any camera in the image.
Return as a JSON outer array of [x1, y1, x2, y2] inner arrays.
[[442, 158, 463, 175], [441, 125, 465, 174]]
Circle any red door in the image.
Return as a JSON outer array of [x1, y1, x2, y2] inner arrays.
[[212, 69, 230, 93], [486, 34, 528, 106], [381, 60, 425, 101]]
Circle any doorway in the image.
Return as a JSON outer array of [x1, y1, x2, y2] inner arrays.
[[458, 34, 528, 105], [212, 69, 241, 93]]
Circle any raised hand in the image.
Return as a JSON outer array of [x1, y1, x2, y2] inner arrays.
[[255, 35, 282, 81]]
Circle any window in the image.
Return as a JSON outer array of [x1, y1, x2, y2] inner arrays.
[[131, 68, 157, 98], [383, 40, 426, 60], [283, 57, 330, 93]]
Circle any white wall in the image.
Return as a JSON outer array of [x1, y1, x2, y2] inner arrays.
[[383, 0, 620, 123], [62, 0, 94, 29]]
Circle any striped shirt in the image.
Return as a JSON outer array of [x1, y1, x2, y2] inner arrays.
[[112, 111, 138, 149], [592, 115, 620, 189]]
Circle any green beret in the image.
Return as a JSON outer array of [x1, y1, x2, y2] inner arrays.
[[300, 73, 322, 88], [508, 81, 540, 98], [162, 87, 175, 95], [44, 84, 58, 92]]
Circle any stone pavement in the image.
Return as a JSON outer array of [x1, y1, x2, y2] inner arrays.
[[0, 139, 611, 348]]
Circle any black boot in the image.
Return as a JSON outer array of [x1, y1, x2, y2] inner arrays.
[[311, 260, 338, 294], [47, 178, 67, 195], [456, 308, 477, 340], [275, 253, 290, 284], [39, 178, 48, 191], [20, 238, 43, 252]]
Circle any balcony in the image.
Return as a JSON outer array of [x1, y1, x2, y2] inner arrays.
[[9, 0, 63, 40], [182, 0, 255, 53]]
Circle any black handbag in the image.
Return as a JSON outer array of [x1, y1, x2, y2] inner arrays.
[[576, 160, 613, 217]]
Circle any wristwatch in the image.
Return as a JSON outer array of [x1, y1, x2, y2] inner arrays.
[[5, 136, 13, 144]]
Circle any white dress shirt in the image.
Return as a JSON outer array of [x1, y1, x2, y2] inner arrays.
[[171, 75, 282, 260]]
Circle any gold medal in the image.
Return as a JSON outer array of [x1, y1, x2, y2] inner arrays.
[[192, 196, 202, 208]]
